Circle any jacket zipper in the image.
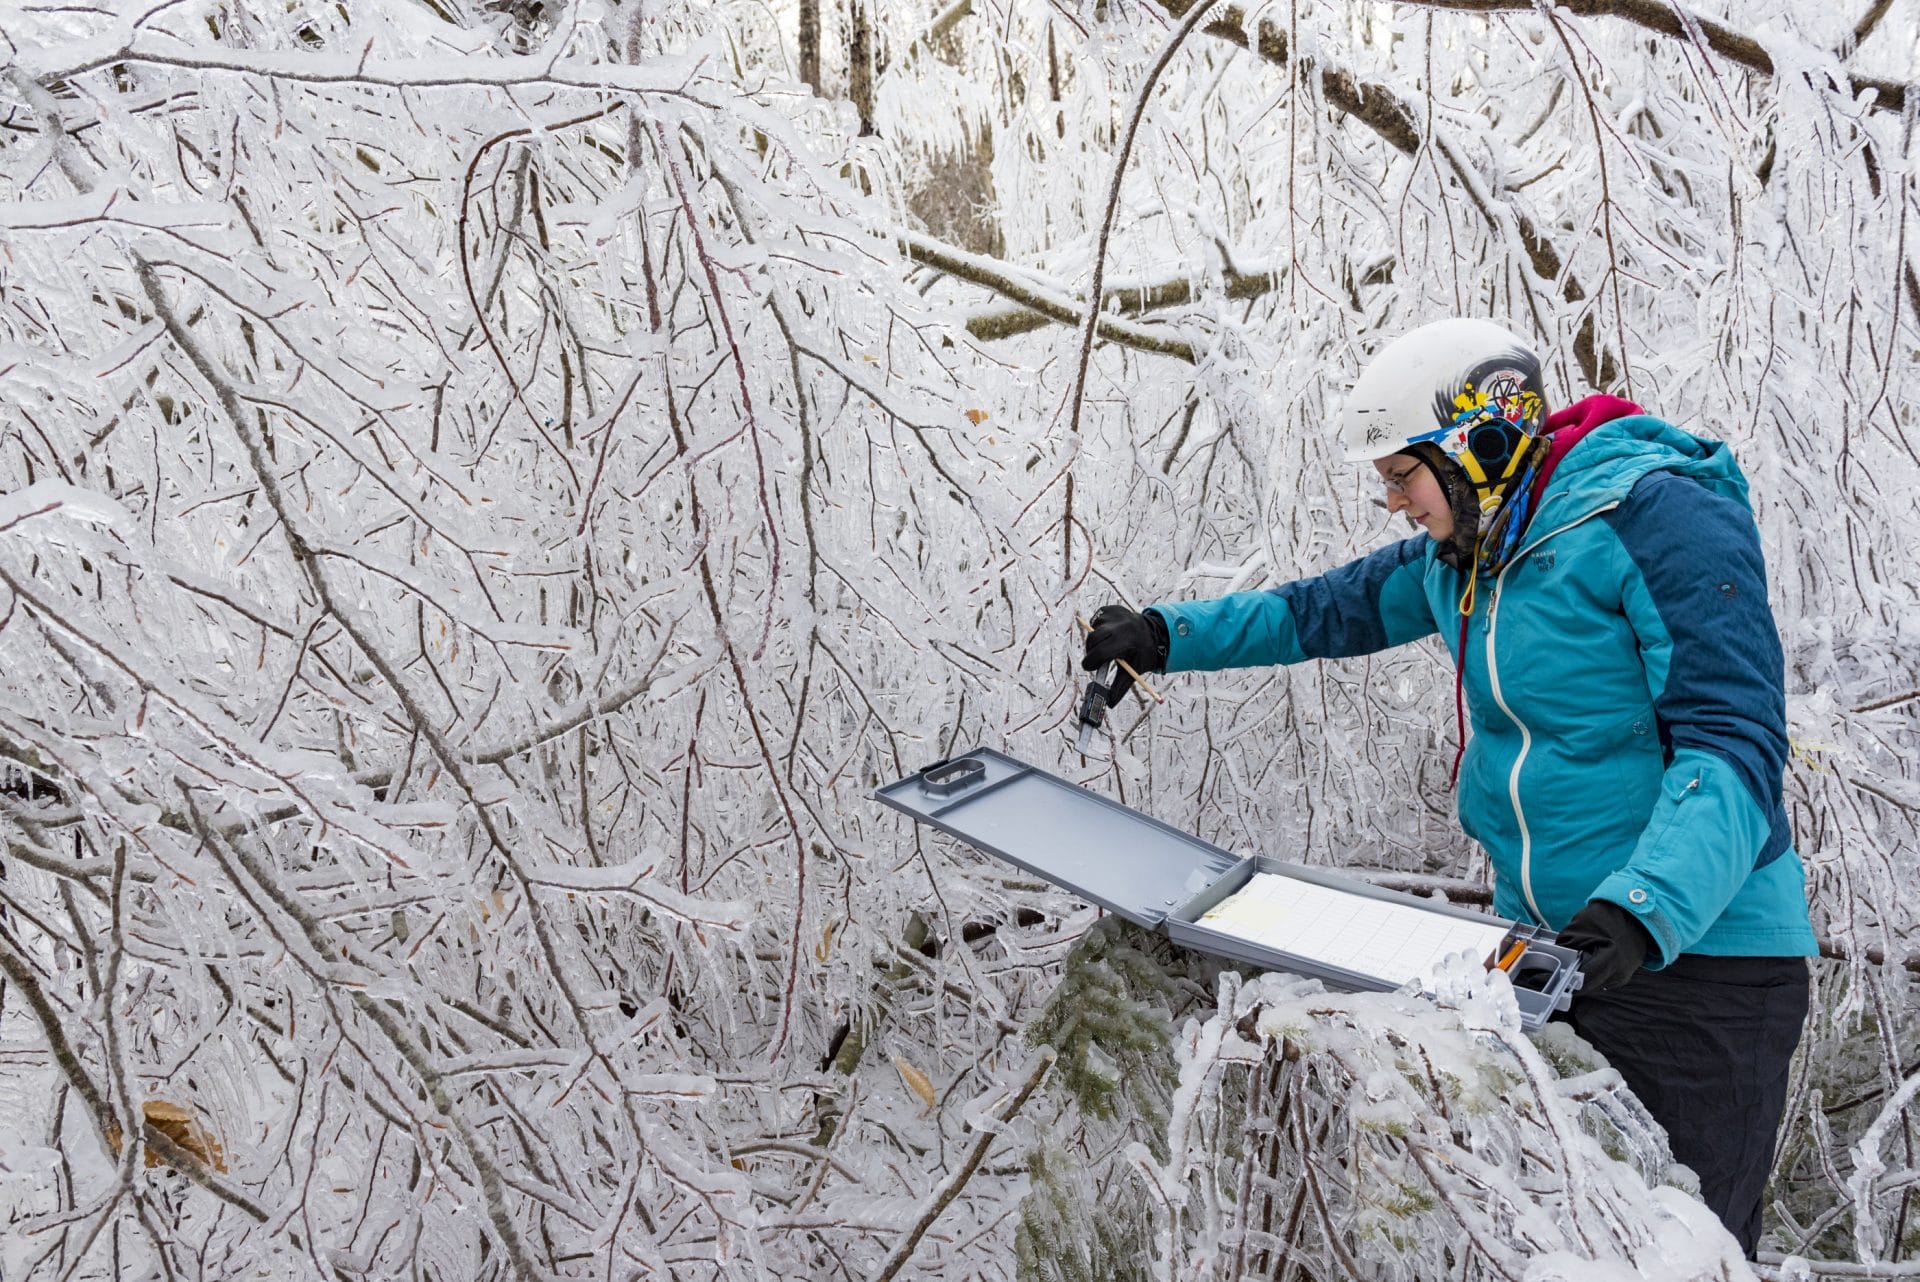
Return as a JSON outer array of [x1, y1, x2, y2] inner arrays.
[[1484, 502, 1621, 926]]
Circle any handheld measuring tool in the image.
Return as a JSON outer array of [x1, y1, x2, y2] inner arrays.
[[1072, 614, 1164, 756]]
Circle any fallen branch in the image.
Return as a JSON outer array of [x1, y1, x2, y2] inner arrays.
[[967, 260, 1279, 341], [901, 229, 1198, 362]]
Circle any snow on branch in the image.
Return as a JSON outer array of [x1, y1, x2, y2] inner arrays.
[[1, 0, 1914, 1277], [902, 228, 1201, 360], [1152, 969, 1762, 1280], [1389, 0, 1909, 114]]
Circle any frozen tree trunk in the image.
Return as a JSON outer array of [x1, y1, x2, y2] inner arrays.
[[800, 0, 822, 92], [850, 0, 876, 136]]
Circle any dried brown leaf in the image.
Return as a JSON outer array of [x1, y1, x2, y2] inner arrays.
[[893, 1056, 936, 1116]]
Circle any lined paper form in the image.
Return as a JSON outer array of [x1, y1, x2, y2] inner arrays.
[[1199, 872, 1511, 989]]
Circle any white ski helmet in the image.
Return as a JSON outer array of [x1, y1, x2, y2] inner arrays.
[[1340, 320, 1547, 482]]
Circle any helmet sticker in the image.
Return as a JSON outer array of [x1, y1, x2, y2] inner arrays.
[[1342, 321, 1550, 571], [1433, 349, 1545, 449], [1339, 320, 1547, 468], [1428, 348, 1545, 517]]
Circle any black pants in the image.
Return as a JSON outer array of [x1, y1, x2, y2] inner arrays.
[[1556, 954, 1809, 1257]]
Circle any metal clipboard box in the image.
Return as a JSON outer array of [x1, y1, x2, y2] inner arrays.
[[875, 747, 1580, 1031]]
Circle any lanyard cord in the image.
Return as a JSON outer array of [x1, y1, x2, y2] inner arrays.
[[1450, 610, 1472, 789], [1446, 449, 1542, 788]]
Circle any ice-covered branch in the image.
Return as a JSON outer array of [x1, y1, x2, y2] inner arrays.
[[27, 40, 695, 97], [1388, 0, 1909, 114], [1152, 971, 1763, 1280], [901, 229, 1200, 360], [866, 1050, 1055, 1282], [964, 259, 1279, 340], [1, 0, 1913, 1274]]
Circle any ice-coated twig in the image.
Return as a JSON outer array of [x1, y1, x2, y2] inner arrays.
[[865, 1050, 1054, 1282]]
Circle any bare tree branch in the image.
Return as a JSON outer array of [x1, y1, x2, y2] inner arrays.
[[902, 229, 1199, 361], [865, 1051, 1054, 1282], [1385, 0, 1908, 114]]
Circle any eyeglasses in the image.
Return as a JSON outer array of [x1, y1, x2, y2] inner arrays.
[[1381, 459, 1428, 495]]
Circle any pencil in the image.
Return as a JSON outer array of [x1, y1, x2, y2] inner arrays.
[[1492, 939, 1527, 972]]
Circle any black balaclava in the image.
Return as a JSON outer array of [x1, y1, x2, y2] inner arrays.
[[1405, 431, 1552, 575], [1404, 442, 1481, 571]]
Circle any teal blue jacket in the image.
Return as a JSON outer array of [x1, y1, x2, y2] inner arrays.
[[1150, 411, 1817, 965]]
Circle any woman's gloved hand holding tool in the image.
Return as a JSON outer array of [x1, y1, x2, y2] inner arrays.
[[1075, 607, 1167, 754]]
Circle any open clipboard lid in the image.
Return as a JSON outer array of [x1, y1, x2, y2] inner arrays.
[[873, 747, 1244, 928]]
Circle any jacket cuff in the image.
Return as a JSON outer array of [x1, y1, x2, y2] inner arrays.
[[1145, 604, 1197, 673], [1589, 870, 1678, 969], [1141, 607, 1171, 671]]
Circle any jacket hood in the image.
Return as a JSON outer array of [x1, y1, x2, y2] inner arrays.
[[1535, 399, 1752, 529]]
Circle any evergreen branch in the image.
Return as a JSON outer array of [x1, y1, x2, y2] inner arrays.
[[1289, 1087, 1382, 1281]]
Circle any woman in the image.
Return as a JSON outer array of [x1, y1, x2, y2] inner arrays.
[[1083, 319, 1816, 1255]]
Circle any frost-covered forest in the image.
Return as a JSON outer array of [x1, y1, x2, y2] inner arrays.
[[0, 0, 1915, 1278]]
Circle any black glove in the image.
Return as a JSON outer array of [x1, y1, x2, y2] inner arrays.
[[1081, 605, 1169, 705], [1557, 900, 1655, 995]]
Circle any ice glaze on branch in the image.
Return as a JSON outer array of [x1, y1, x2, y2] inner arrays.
[[1387, 0, 1909, 115], [1148, 0, 1622, 388], [865, 1051, 1056, 1282], [964, 260, 1280, 341], [25, 40, 694, 97], [900, 228, 1199, 361]]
